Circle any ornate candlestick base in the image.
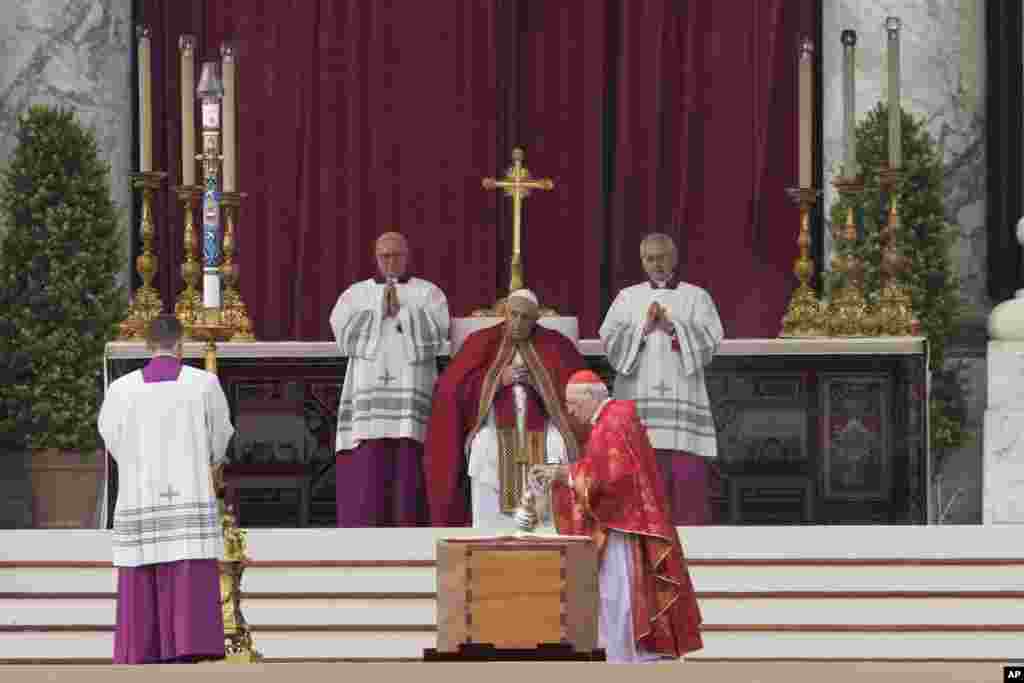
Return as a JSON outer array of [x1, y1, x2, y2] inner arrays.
[[780, 187, 825, 337], [827, 176, 870, 337], [119, 171, 169, 339], [219, 192, 256, 341], [191, 311, 261, 663], [876, 164, 917, 336], [173, 185, 204, 336]]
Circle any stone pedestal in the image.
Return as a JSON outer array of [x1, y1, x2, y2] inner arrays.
[[983, 341, 1024, 524]]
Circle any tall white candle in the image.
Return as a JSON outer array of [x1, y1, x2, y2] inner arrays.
[[221, 43, 237, 192], [841, 30, 857, 177], [203, 270, 221, 308], [886, 17, 902, 168], [180, 36, 196, 186], [138, 26, 153, 172], [798, 38, 814, 188]]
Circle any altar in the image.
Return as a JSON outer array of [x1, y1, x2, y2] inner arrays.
[[102, 336, 928, 528]]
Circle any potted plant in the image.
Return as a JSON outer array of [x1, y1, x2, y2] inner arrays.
[[829, 103, 969, 520], [0, 105, 127, 528], [0, 281, 45, 528]]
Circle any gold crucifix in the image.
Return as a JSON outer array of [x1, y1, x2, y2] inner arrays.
[[482, 147, 554, 300]]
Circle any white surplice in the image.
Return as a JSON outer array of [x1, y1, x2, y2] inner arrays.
[[98, 366, 234, 567], [329, 277, 450, 451], [599, 282, 723, 457]]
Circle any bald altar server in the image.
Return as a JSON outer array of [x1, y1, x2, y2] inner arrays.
[[599, 233, 724, 525], [425, 289, 586, 528], [330, 232, 450, 527], [99, 315, 232, 664], [537, 370, 703, 662]]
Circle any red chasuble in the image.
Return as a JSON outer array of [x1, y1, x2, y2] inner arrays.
[[551, 399, 704, 657], [424, 322, 587, 526]]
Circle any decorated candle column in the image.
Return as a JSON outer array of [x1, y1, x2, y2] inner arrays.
[[197, 61, 224, 310]]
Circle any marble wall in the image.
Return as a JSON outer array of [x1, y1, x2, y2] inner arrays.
[[0, 0, 131, 528], [822, 0, 988, 523], [0, 0, 133, 258]]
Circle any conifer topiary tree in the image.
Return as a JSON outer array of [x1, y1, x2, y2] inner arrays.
[[0, 105, 127, 453], [828, 102, 968, 469]]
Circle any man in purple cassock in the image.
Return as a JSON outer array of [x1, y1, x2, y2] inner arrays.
[[329, 232, 450, 526], [99, 315, 233, 664]]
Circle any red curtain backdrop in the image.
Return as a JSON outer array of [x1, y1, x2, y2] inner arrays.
[[139, 0, 818, 341]]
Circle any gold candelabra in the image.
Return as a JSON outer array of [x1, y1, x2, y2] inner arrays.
[[875, 164, 917, 335], [780, 187, 826, 337], [826, 176, 870, 336], [173, 185, 204, 335], [219, 191, 255, 340], [118, 171, 168, 339]]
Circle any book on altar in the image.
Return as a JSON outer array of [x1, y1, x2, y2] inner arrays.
[[435, 534, 599, 653]]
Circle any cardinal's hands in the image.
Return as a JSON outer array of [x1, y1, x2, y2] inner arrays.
[[529, 464, 570, 490]]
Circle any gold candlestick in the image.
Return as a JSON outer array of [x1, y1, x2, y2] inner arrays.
[[173, 185, 203, 335], [780, 187, 825, 337], [826, 176, 869, 336], [190, 312, 262, 663], [876, 164, 916, 335], [219, 191, 255, 341], [118, 171, 168, 339]]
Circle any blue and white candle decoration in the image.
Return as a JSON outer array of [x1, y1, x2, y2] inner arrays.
[[197, 61, 224, 309]]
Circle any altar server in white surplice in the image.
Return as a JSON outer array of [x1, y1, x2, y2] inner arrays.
[[99, 314, 232, 664], [329, 232, 450, 527], [599, 233, 723, 526]]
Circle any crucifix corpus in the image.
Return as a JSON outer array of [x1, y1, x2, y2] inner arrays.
[[476, 148, 557, 317]]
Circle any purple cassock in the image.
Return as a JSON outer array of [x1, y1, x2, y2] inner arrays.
[[654, 450, 720, 526], [336, 438, 429, 527], [113, 356, 225, 664]]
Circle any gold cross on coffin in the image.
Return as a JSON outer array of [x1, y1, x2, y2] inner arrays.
[[476, 148, 557, 317]]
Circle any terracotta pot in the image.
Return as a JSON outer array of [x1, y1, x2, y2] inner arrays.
[[27, 448, 106, 529]]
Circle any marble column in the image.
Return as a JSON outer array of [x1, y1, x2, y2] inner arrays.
[[0, 0, 133, 272], [822, 1, 988, 523], [984, 219, 1024, 524]]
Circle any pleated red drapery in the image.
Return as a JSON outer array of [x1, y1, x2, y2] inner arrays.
[[138, 0, 819, 341]]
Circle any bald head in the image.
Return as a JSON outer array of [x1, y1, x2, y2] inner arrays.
[[375, 232, 409, 280], [640, 233, 678, 283]]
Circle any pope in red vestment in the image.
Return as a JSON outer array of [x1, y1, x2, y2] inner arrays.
[[543, 370, 703, 661], [424, 291, 586, 526]]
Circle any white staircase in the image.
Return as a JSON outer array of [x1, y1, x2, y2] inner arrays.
[[1, 526, 1022, 663]]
